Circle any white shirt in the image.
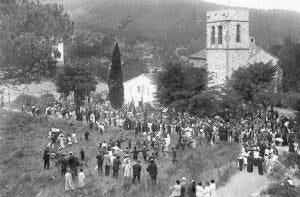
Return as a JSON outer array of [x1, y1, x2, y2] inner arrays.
[[254, 151, 259, 159], [210, 183, 216, 197], [196, 185, 204, 197], [171, 184, 181, 197]]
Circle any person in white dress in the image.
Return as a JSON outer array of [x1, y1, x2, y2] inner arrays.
[[203, 181, 211, 197], [210, 179, 216, 197], [78, 169, 86, 188], [71, 133, 78, 144], [65, 169, 75, 191], [122, 159, 132, 181], [58, 133, 65, 150], [196, 181, 204, 197]]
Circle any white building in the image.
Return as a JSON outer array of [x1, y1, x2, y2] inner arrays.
[[123, 73, 157, 106], [188, 9, 282, 87]]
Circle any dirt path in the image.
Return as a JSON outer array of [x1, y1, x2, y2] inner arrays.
[[216, 170, 274, 197]]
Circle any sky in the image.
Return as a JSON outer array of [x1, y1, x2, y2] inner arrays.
[[204, 0, 300, 12]]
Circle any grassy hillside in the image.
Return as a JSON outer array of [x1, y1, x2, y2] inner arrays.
[[45, 0, 300, 50], [0, 109, 240, 197]]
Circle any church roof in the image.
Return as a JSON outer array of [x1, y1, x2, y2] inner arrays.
[[188, 50, 207, 60], [249, 44, 279, 61]]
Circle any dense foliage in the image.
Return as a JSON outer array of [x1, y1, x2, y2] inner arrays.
[[108, 43, 124, 109], [55, 62, 97, 119], [0, 0, 74, 85], [269, 39, 300, 92], [156, 61, 215, 116], [229, 62, 276, 106]]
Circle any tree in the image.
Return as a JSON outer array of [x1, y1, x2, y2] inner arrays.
[[230, 62, 276, 102], [156, 61, 185, 107], [269, 38, 300, 92], [156, 61, 214, 116], [108, 43, 124, 109], [0, 0, 74, 85], [229, 62, 277, 119], [55, 62, 97, 120]]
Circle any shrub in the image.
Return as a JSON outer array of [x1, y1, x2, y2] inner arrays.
[[13, 94, 38, 107], [37, 93, 56, 110], [261, 183, 300, 197]]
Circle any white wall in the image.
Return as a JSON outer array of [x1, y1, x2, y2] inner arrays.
[[123, 75, 156, 106]]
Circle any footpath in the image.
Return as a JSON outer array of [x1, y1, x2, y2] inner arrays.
[[216, 169, 274, 197]]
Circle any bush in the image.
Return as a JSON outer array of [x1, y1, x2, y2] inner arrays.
[[37, 93, 56, 110], [279, 152, 300, 169], [13, 94, 38, 107], [261, 183, 300, 197]]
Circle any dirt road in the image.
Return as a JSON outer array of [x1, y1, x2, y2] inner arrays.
[[216, 170, 274, 197]]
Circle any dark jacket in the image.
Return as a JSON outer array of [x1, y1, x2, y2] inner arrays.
[[132, 163, 142, 175], [146, 162, 157, 177], [43, 149, 50, 161], [113, 158, 121, 170], [96, 153, 104, 165], [132, 149, 139, 160], [181, 184, 186, 197], [187, 183, 196, 197]]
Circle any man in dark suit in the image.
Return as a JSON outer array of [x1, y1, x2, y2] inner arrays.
[[43, 147, 50, 170], [132, 160, 142, 183], [146, 159, 158, 184]]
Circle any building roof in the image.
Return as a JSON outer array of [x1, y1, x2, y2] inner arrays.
[[123, 73, 158, 84], [249, 44, 279, 61], [188, 50, 207, 60]]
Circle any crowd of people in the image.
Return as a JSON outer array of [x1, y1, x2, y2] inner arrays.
[[37, 99, 298, 196]]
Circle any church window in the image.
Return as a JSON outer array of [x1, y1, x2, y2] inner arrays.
[[218, 25, 223, 44], [236, 24, 241, 43], [211, 26, 215, 44], [137, 86, 140, 93]]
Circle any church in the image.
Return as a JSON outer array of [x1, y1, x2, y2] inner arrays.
[[188, 9, 282, 89]]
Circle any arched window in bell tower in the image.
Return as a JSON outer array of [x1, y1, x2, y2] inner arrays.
[[211, 26, 215, 44], [218, 25, 223, 44], [236, 24, 241, 43]]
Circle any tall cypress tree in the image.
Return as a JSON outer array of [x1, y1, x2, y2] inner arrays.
[[108, 42, 124, 109]]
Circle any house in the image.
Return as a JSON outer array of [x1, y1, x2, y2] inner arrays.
[[188, 9, 282, 89], [123, 73, 157, 106]]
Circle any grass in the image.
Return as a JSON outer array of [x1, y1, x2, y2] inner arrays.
[[0, 109, 240, 197]]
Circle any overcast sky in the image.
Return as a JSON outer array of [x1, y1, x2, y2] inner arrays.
[[204, 0, 300, 12]]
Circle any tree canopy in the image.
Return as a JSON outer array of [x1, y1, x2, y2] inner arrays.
[[229, 62, 277, 107], [108, 43, 124, 109], [269, 38, 300, 92], [0, 0, 73, 85], [156, 61, 214, 116], [55, 61, 97, 119]]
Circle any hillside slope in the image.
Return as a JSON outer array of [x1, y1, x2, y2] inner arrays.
[[46, 0, 300, 50]]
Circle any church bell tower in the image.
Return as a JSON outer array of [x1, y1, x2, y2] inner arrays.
[[206, 9, 250, 85]]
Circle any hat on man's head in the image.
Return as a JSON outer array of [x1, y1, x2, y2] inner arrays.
[[182, 177, 186, 181]]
